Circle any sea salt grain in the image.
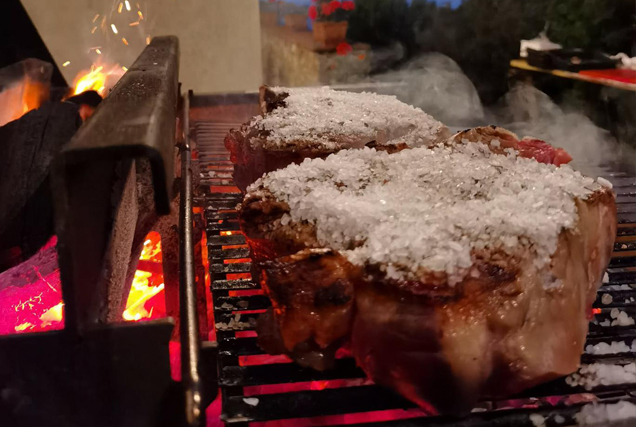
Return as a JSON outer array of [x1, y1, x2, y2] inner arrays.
[[250, 139, 600, 281], [243, 398, 259, 406], [576, 401, 636, 426], [585, 341, 631, 355], [252, 86, 445, 150], [597, 177, 613, 189], [566, 363, 636, 390], [529, 413, 545, 427], [608, 309, 636, 326]]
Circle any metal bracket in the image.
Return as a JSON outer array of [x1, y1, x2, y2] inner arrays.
[[52, 36, 180, 333]]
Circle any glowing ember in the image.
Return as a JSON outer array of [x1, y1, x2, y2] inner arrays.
[[0, 238, 63, 335], [0, 231, 166, 335], [40, 302, 64, 327]]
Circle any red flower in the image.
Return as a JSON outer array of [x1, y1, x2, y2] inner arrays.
[[329, 0, 342, 10], [321, 2, 333, 15], [336, 42, 352, 56], [341, 0, 355, 11], [308, 5, 317, 20]]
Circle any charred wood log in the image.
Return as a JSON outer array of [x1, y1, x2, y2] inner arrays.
[[0, 101, 80, 267]]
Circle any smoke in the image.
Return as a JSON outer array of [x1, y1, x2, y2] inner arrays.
[[493, 83, 636, 175], [373, 53, 485, 126], [373, 53, 635, 175]]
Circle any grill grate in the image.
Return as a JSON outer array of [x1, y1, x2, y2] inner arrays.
[[192, 117, 636, 426]]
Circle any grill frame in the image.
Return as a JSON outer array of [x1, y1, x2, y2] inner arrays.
[[191, 93, 636, 426]]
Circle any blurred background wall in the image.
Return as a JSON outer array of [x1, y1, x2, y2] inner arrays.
[[20, 0, 263, 93]]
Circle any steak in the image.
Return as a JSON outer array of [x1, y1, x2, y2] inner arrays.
[[239, 127, 617, 414], [225, 86, 449, 192]]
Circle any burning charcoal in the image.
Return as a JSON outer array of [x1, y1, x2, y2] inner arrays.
[[64, 90, 103, 121]]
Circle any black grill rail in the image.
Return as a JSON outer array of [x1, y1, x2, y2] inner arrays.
[[192, 118, 636, 426]]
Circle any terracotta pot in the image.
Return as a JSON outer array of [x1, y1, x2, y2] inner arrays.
[[313, 21, 348, 50], [284, 13, 308, 31]]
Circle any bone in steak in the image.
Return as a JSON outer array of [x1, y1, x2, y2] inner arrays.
[[225, 86, 449, 192], [239, 127, 617, 414]]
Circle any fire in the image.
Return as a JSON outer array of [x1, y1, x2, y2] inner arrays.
[[72, 63, 124, 97], [122, 231, 166, 321], [0, 76, 50, 126], [122, 271, 164, 321], [1, 231, 166, 335], [40, 302, 64, 327]]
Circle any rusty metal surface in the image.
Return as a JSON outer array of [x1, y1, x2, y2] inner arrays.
[[52, 36, 179, 333], [59, 35, 179, 214]]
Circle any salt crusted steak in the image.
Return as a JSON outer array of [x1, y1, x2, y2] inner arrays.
[[225, 86, 449, 192], [239, 127, 617, 414]]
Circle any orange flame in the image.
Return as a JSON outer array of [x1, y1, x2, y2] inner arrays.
[[72, 63, 125, 97], [0, 77, 49, 126], [122, 231, 165, 321]]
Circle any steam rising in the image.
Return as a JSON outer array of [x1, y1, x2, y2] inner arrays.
[[374, 53, 484, 126], [495, 84, 636, 175], [374, 53, 635, 175]]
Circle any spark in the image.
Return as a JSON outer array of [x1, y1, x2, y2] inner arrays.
[[118, 2, 123, 13], [122, 37, 129, 46], [91, 26, 97, 34], [129, 21, 139, 26], [146, 36, 151, 45], [96, 48, 102, 55], [138, 10, 144, 20], [122, 66, 128, 71], [92, 13, 100, 23], [111, 24, 119, 34], [125, 0, 131, 11], [62, 61, 70, 67]]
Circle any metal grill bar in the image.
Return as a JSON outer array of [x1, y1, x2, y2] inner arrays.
[[180, 91, 204, 427], [193, 107, 636, 426]]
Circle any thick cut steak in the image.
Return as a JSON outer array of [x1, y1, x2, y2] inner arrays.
[[239, 127, 616, 414], [225, 86, 448, 192]]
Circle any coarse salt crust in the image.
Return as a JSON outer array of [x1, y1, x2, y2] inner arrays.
[[248, 139, 607, 283], [251, 86, 445, 150]]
